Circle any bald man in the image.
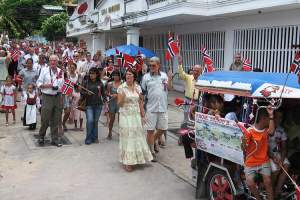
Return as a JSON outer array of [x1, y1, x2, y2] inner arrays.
[[177, 56, 202, 125], [36, 55, 64, 147]]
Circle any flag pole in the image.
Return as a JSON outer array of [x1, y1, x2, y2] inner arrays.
[[76, 83, 95, 95]]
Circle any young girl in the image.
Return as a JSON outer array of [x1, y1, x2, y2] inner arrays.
[[0, 76, 17, 125], [71, 86, 83, 131], [22, 83, 40, 130]]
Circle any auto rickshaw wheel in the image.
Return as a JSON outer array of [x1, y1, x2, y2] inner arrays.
[[206, 169, 235, 200]]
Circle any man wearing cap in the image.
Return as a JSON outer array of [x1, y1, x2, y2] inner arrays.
[[141, 56, 173, 161], [36, 54, 64, 147]]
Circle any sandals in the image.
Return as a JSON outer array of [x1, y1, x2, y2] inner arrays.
[[107, 134, 112, 140], [123, 165, 133, 172]]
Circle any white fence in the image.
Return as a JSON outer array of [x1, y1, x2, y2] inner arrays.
[[143, 31, 225, 72], [233, 25, 300, 73]]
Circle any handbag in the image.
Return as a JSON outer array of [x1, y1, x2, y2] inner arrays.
[[77, 96, 86, 111], [76, 80, 88, 111]]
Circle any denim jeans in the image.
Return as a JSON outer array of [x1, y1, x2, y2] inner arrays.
[[85, 105, 102, 144]]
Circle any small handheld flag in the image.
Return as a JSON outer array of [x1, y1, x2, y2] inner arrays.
[[166, 32, 179, 61], [200, 47, 215, 73], [61, 79, 75, 95]]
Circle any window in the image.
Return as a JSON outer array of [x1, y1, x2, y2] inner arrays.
[[233, 25, 300, 72]]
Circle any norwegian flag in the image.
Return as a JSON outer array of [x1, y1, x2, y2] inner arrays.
[[115, 49, 135, 68], [10, 49, 21, 62], [165, 33, 179, 61], [243, 59, 252, 71], [201, 47, 213, 65], [127, 50, 144, 72], [201, 47, 215, 73], [61, 79, 75, 95], [290, 51, 300, 83]]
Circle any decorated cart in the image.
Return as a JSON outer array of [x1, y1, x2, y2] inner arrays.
[[193, 71, 300, 200]]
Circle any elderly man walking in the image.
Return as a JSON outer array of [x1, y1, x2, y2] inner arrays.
[[141, 57, 172, 161], [177, 56, 202, 126], [36, 55, 64, 147]]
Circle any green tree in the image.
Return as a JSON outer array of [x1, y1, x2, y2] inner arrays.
[[0, 0, 64, 38], [41, 12, 68, 41]]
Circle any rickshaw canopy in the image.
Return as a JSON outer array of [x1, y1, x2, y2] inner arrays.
[[196, 71, 300, 98]]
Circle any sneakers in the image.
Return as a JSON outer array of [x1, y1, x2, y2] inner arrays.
[[51, 141, 62, 147]]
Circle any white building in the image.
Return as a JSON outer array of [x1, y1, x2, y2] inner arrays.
[[67, 0, 300, 79]]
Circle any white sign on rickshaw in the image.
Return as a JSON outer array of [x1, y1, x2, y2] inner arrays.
[[195, 112, 244, 165]]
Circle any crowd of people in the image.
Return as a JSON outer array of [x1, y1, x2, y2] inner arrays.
[[0, 39, 297, 199], [0, 39, 173, 172]]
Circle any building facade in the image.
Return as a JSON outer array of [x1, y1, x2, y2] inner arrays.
[[67, 0, 300, 89]]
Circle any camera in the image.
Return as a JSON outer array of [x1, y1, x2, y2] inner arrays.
[[52, 86, 59, 90]]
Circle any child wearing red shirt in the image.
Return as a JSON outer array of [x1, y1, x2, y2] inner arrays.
[[243, 106, 275, 200]]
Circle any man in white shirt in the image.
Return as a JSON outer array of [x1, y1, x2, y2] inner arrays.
[[34, 54, 48, 75], [85, 52, 95, 72], [24, 47, 39, 64], [36, 54, 64, 147], [62, 43, 75, 60]]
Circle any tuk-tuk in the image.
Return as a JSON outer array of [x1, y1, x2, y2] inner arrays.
[[192, 71, 300, 200]]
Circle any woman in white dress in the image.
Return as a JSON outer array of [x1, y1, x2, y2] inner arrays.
[[117, 69, 153, 172]]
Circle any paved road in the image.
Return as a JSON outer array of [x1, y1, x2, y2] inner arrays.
[[0, 91, 204, 200]]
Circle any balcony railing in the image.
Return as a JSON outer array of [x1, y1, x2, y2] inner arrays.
[[147, 0, 256, 7], [147, 0, 168, 5]]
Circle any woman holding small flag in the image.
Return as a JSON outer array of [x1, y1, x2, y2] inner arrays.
[[81, 67, 106, 145], [62, 62, 79, 131]]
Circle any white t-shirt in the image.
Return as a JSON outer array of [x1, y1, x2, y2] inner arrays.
[[269, 126, 287, 153], [76, 60, 87, 77], [24, 54, 39, 64], [62, 48, 75, 59]]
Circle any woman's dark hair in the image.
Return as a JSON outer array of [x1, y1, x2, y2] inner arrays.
[[125, 68, 137, 81], [26, 58, 33, 64], [88, 67, 100, 81], [111, 70, 121, 78]]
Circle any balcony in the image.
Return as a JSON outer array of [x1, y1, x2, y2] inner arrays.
[[147, 0, 168, 5]]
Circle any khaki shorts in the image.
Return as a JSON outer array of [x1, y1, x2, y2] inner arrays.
[[145, 112, 168, 131], [244, 162, 271, 178]]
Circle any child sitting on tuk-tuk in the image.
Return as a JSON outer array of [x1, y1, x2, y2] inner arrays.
[[243, 106, 275, 200], [207, 94, 224, 117], [269, 109, 290, 199]]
